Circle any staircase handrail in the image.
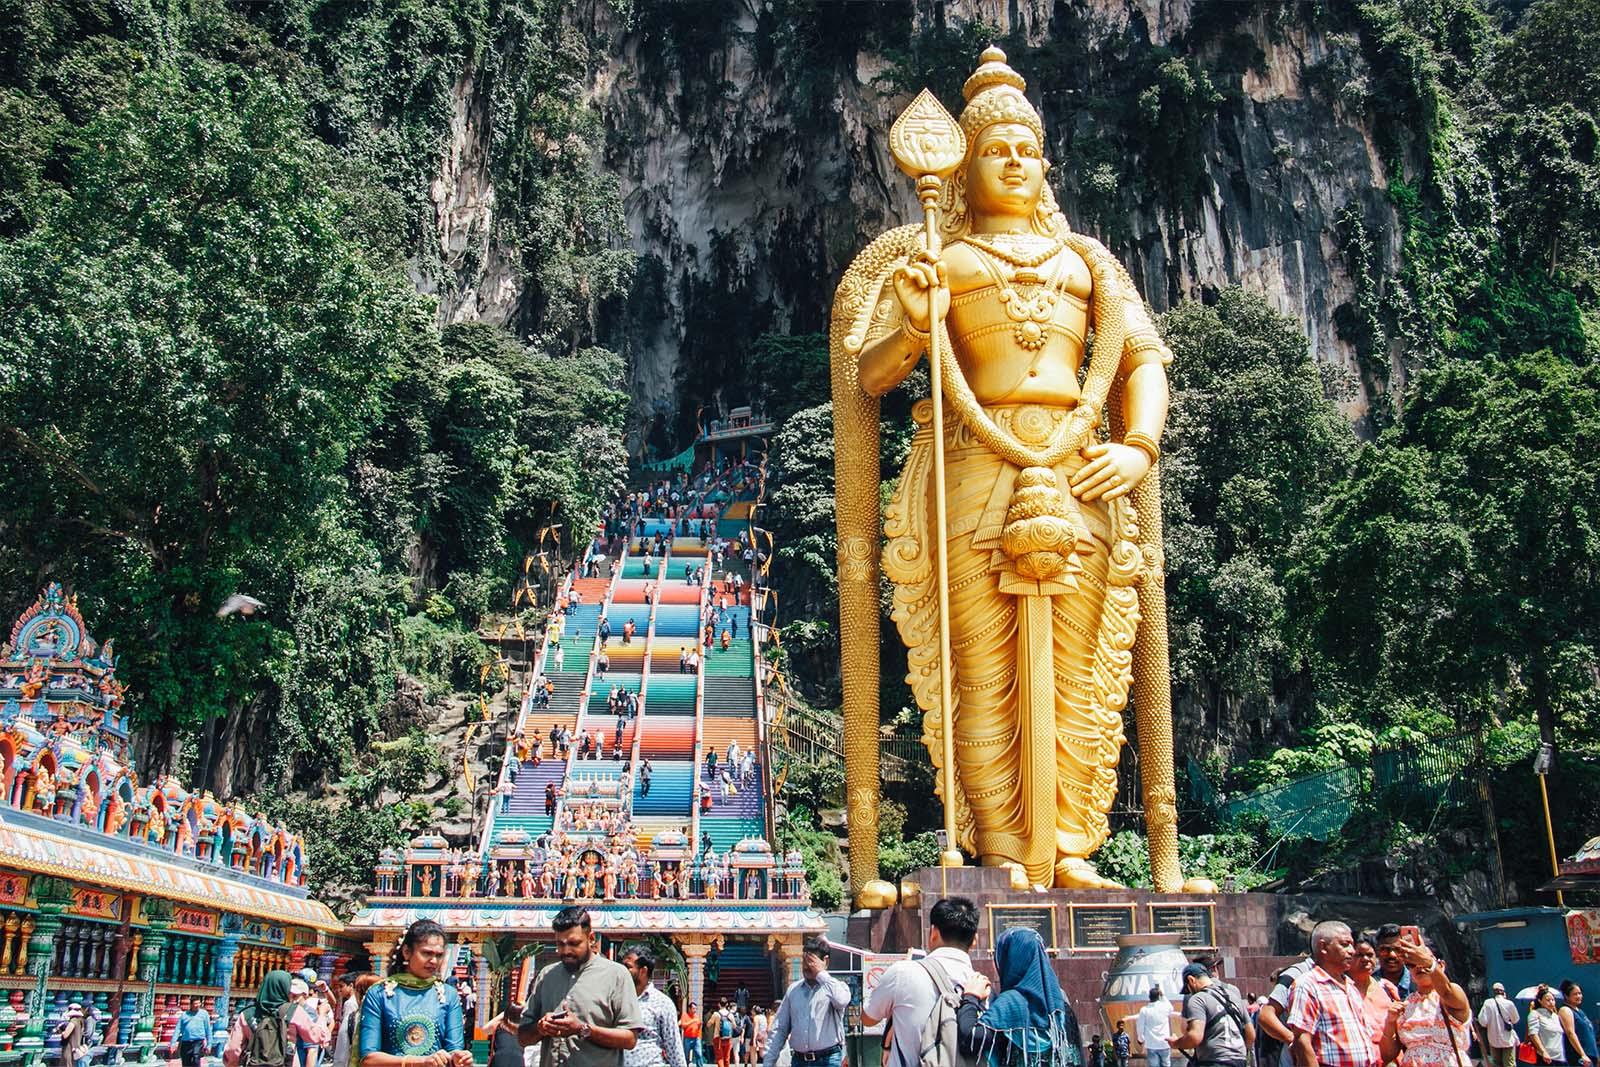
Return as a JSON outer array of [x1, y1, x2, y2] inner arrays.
[[766, 688, 921, 784], [688, 552, 712, 857], [474, 535, 599, 858], [544, 542, 618, 848], [750, 570, 776, 844]]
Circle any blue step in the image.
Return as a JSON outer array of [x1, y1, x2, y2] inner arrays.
[[633, 760, 695, 816]]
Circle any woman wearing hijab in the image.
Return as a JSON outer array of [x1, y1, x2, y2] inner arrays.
[[959, 927, 1083, 1067], [225, 971, 299, 1067]]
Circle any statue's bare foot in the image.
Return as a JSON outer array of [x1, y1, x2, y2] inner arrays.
[[1000, 862, 1031, 892], [1054, 857, 1123, 889]]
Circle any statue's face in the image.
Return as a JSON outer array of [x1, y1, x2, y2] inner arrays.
[[965, 122, 1045, 218]]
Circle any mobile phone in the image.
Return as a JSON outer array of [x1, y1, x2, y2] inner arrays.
[[1400, 925, 1422, 944]]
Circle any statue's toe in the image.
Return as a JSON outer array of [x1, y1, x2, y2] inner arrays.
[[1054, 857, 1123, 890]]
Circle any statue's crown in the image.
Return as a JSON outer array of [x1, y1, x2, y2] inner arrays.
[[959, 45, 1044, 149]]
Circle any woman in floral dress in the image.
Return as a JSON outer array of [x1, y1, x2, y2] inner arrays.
[[1377, 934, 1471, 1067]]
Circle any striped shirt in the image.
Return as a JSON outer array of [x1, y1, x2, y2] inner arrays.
[[1287, 966, 1379, 1067]]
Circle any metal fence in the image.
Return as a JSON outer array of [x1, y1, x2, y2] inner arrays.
[[767, 692, 924, 784], [1188, 730, 1481, 841]]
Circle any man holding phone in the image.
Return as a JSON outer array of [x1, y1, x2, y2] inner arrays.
[[1372, 926, 1415, 999], [523, 907, 643, 1067]]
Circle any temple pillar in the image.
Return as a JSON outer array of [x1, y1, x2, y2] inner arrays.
[[15, 879, 71, 1067], [680, 941, 709, 1012], [286, 945, 312, 978], [133, 906, 172, 1066], [366, 940, 394, 979], [472, 943, 491, 1040], [213, 927, 241, 1026], [775, 938, 803, 987]]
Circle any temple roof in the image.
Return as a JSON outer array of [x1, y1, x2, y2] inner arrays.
[[0, 809, 340, 931], [346, 899, 825, 936]]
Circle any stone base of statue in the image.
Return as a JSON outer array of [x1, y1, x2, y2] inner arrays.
[[849, 866, 1299, 1039]]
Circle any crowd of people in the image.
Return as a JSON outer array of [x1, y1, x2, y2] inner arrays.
[[1074, 920, 1597, 1067]]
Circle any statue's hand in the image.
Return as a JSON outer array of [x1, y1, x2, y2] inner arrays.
[[891, 254, 950, 333], [1070, 442, 1151, 502]]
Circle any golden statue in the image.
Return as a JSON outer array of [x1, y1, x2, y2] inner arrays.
[[832, 47, 1186, 892]]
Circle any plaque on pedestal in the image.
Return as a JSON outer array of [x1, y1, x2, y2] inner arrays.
[[1069, 904, 1135, 951], [988, 903, 1058, 950], [1148, 903, 1216, 948]]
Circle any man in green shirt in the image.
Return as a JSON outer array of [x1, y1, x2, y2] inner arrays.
[[522, 907, 644, 1067]]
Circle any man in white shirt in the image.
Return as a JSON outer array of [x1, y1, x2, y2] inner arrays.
[[1477, 982, 1521, 1067], [862, 897, 980, 1067], [1136, 988, 1174, 1067]]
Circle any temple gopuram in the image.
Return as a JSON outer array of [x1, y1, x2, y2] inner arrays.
[[347, 474, 826, 1039], [0, 585, 342, 1063]]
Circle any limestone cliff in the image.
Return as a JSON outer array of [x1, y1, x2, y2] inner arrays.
[[427, 0, 1407, 442]]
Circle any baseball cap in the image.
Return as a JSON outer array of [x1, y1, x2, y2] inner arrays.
[[1181, 963, 1210, 980], [289, 978, 310, 996], [1493, 982, 1506, 993], [298, 968, 318, 986]]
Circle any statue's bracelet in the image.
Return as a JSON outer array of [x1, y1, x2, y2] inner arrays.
[[900, 318, 930, 346], [1123, 431, 1161, 466]]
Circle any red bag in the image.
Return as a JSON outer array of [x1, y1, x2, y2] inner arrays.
[[1517, 1041, 1539, 1064]]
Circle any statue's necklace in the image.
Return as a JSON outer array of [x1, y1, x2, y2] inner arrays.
[[963, 236, 1070, 350], [963, 232, 1066, 268]]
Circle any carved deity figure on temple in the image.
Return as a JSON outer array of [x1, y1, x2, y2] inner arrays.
[[31, 764, 56, 815], [175, 816, 196, 856], [20, 661, 46, 701], [104, 793, 127, 835], [834, 47, 1188, 890]]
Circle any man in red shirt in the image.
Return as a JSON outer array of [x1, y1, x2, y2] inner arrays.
[[1287, 921, 1377, 1067]]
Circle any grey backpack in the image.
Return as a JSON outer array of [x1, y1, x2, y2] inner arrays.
[[915, 960, 980, 1067]]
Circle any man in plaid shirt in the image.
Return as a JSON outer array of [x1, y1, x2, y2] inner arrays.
[[1287, 921, 1377, 1067]]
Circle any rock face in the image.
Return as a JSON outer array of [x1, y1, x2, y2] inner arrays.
[[414, 69, 524, 329], [427, 1, 1405, 438]]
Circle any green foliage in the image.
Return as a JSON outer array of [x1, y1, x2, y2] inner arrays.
[[1287, 351, 1600, 748], [250, 793, 425, 914], [0, 0, 630, 794], [1159, 289, 1357, 706], [0, 55, 415, 737], [394, 615, 495, 702], [777, 807, 845, 911], [1092, 829, 1276, 891], [779, 752, 845, 814], [348, 727, 449, 805]]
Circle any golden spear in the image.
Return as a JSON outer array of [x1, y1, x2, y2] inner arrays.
[[888, 90, 968, 869]]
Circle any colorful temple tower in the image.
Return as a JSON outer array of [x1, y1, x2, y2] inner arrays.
[[0, 585, 342, 1062]]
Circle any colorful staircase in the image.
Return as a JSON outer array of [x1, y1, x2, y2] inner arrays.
[[705, 940, 777, 1010], [481, 487, 772, 870]]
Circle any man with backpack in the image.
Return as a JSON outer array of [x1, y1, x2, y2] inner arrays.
[[1171, 963, 1254, 1067], [861, 896, 980, 1067]]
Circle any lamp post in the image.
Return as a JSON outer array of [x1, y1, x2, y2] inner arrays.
[[1534, 742, 1564, 907]]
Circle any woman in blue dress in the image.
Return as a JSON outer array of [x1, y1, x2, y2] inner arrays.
[[360, 921, 473, 1067]]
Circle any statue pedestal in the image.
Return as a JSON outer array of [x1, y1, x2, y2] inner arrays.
[[851, 866, 1300, 1038]]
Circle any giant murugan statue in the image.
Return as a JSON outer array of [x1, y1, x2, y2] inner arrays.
[[833, 47, 1189, 892]]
